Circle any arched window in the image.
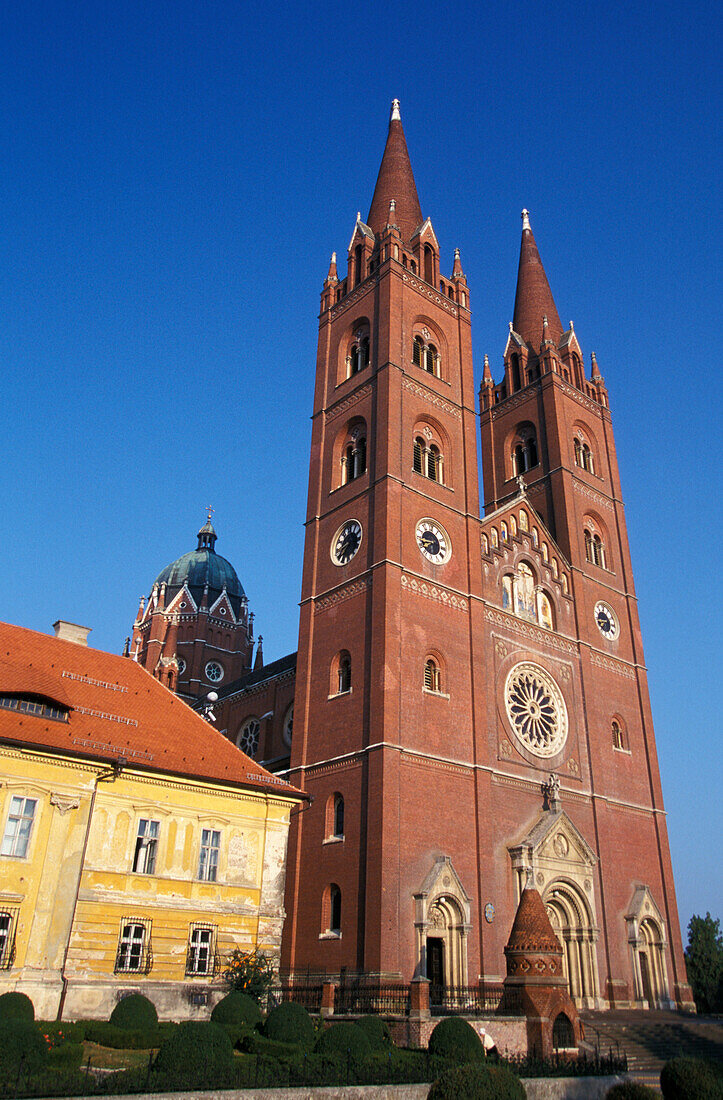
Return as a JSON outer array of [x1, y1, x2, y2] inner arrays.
[[612, 719, 626, 751], [510, 353, 522, 392], [560, 573, 568, 594], [514, 562, 536, 621], [354, 245, 363, 284], [347, 332, 370, 377], [531, 527, 539, 548], [424, 244, 434, 285], [585, 529, 606, 568], [538, 591, 554, 630], [329, 885, 341, 933], [553, 1013, 575, 1050], [333, 795, 344, 837], [574, 436, 595, 474], [510, 515, 518, 537], [337, 651, 351, 694], [500, 521, 508, 542], [341, 428, 367, 485], [502, 574, 513, 610], [541, 542, 549, 562], [237, 718, 260, 758], [413, 434, 444, 483], [413, 335, 424, 367], [511, 425, 539, 476], [519, 510, 529, 532], [490, 527, 499, 549], [481, 533, 489, 554], [425, 343, 438, 375], [424, 657, 441, 693]]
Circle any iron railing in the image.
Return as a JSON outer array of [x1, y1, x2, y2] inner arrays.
[[430, 983, 504, 1015], [335, 981, 411, 1016], [265, 983, 324, 1013]]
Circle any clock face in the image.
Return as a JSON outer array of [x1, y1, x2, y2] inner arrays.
[[416, 519, 451, 564], [331, 519, 362, 565], [594, 601, 619, 639]]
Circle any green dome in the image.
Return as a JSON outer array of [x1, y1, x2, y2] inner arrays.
[[154, 520, 244, 617]]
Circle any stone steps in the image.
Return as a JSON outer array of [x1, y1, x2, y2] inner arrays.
[[581, 1010, 723, 1079]]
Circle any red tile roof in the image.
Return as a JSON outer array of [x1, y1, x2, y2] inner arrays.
[[0, 621, 302, 799]]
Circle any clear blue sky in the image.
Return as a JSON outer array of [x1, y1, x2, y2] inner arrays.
[[1, 0, 720, 941]]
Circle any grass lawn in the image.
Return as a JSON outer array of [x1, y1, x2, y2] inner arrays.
[[81, 1041, 155, 1070]]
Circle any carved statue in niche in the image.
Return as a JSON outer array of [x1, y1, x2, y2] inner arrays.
[[515, 562, 536, 621]]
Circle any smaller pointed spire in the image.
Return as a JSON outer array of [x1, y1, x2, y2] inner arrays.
[[482, 354, 493, 384], [134, 595, 145, 624], [327, 252, 338, 281], [122, 637, 130, 657], [513, 210, 564, 347], [452, 247, 463, 278], [367, 99, 423, 242], [591, 351, 601, 379], [387, 199, 397, 227], [254, 635, 264, 670]]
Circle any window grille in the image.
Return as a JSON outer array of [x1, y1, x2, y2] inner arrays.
[[198, 829, 221, 882], [1, 797, 38, 858], [132, 818, 159, 874], [424, 659, 440, 693], [115, 917, 152, 974], [186, 923, 218, 976], [0, 907, 20, 969]]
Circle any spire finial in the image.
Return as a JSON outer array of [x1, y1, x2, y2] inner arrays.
[[390, 98, 401, 121], [591, 351, 601, 379], [327, 252, 338, 281], [521, 209, 531, 231], [452, 248, 463, 278], [206, 504, 214, 523], [482, 354, 493, 383], [356, 211, 361, 223]]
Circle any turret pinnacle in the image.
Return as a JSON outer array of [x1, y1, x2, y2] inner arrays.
[[367, 99, 423, 243], [512, 210, 563, 347]]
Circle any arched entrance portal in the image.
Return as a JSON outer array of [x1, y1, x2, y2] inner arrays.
[[625, 886, 672, 1009], [545, 881, 599, 1009], [414, 856, 471, 991]]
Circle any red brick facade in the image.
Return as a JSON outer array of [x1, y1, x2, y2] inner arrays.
[[144, 102, 693, 1013]]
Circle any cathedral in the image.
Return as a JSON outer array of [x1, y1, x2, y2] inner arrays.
[[132, 101, 693, 1012]]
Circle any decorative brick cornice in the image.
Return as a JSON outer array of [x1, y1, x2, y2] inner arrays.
[[590, 652, 636, 679], [401, 573, 468, 612], [402, 377, 461, 419], [401, 272, 458, 316], [325, 384, 373, 423], [485, 608, 577, 653], [329, 280, 375, 321], [314, 577, 371, 614], [574, 480, 614, 512]]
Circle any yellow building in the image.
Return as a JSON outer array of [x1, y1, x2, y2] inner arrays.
[[0, 619, 304, 1021]]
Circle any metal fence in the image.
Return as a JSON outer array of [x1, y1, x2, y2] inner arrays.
[[265, 982, 324, 1013], [335, 981, 410, 1016], [430, 983, 504, 1015]]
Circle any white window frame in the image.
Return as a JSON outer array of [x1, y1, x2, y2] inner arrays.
[[198, 828, 220, 882], [1, 797, 38, 858], [132, 818, 159, 874]]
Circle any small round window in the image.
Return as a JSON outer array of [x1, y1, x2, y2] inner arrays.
[[238, 718, 260, 758], [205, 661, 224, 683], [176, 657, 187, 675]]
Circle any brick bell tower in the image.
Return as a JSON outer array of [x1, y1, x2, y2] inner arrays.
[[281, 101, 693, 1013], [283, 100, 485, 979]]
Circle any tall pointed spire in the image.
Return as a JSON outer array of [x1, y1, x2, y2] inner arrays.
[[367, 99, 423, 243], [512, 210, 563, 347]]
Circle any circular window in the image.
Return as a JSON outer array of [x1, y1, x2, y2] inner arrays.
[[504, 662, 568, 758], [238, 718, 260, 757], [176, 657, 187, 675], [205, 661, 224, 683], [283, 703, 294, 747]]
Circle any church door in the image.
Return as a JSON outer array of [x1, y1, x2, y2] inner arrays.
[[427, 936, 445, 1003], [640, 951, 654, 1005]]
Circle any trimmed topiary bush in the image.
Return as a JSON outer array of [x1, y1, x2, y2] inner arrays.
[[314, 1021, 372, 1058], [606, 1083, 660, 1099], [428, 1016, 485, 1063], [428, 1062, 525, 1099], [0, 991, 34, 1022], [0, 1020, 47, 1076], [109, 992, 158, 1031], [154, 1021, 233, 1079], [262, 1001, 315, 1046], [83, 1020, 163, 1048], [660, 1055, 723, 1100], [355, 1014, 391, 1048], [211, 990, 262, 1029]]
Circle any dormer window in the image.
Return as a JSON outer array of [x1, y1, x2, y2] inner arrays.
[[0, 695, 68, 722]]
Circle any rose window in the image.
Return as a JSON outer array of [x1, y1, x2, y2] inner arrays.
[[504, 662, 567, 757], [238, 718, 260, 758]]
